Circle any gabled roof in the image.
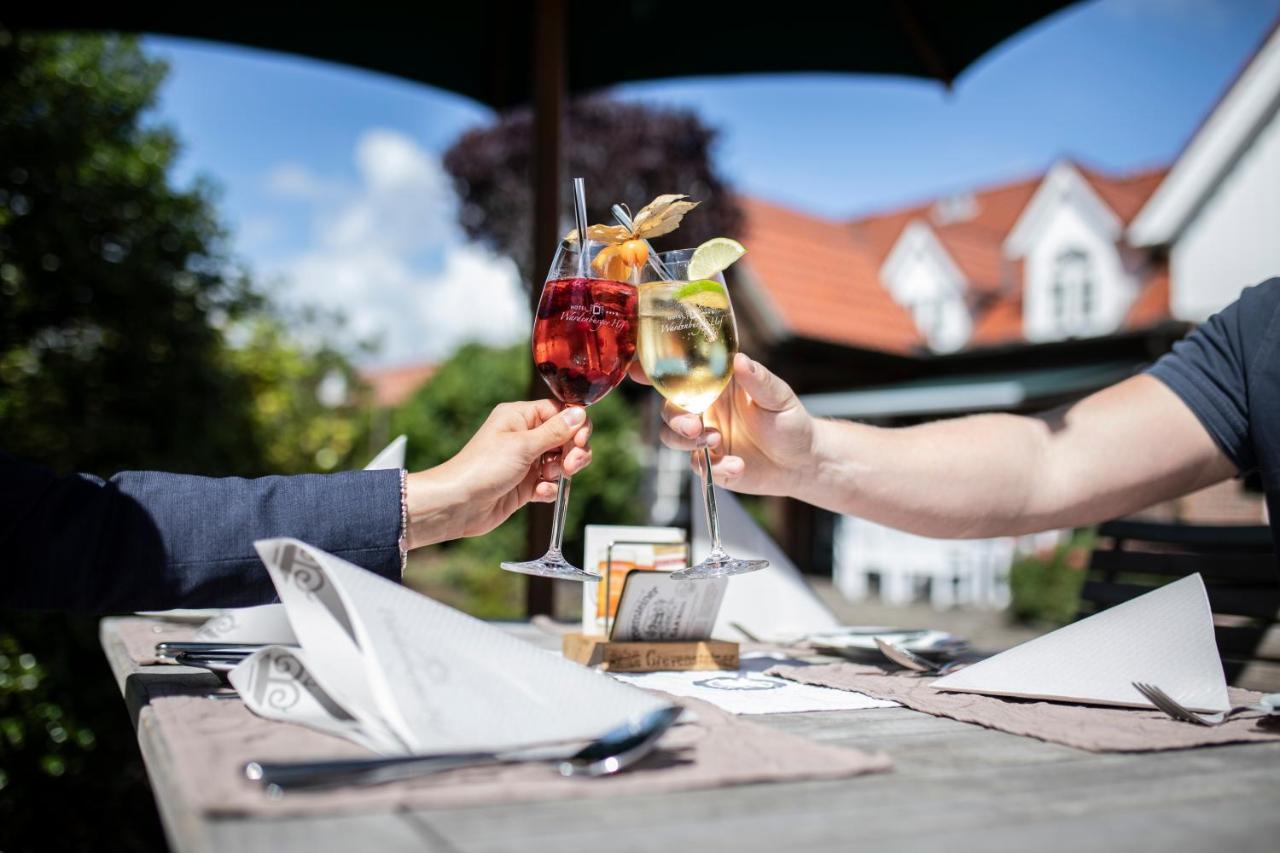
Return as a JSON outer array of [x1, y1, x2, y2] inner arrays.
[[737, 196, 922, 354], [1130, 23, 1280, 245], [1004, 161, 1125, 258], [736, 161, 1172, 357]]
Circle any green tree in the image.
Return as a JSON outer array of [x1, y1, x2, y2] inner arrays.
[[0, 31, 370, 851], [391, 342, 642, 617], [0, 30, 263, 477], [227, 307, 375, 475]]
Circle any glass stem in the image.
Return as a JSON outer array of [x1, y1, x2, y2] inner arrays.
[[546, 473, 571, 558], [698, 415, 727, 559]]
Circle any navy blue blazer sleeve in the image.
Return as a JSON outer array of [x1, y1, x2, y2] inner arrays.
[[0, 452, 404, 613]]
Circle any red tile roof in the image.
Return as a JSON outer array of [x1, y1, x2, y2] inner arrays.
[[738, 196, 922, 354], [360, 362, 437, 408], [1125, 262, 1171, 327], [1080, 165, 1169, 223], [737, 162, 1172, 356]]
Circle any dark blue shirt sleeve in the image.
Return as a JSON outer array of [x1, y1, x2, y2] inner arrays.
[[1146, 279, 1280, 475], [0, 453, 404, 613]]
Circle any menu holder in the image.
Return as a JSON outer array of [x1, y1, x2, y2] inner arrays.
[[564, 563, 737, 672], [581, 525, 686, 635], [562, 634, 739, 672]]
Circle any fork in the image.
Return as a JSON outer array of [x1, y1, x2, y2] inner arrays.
[[874, 637, 965, 676], [1131, 682, 1278, 726]]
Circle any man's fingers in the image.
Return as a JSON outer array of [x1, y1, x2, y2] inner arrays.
[[524, 406, 587, 456], [659, 424, 722, 453], [661, 402, 704, 439], [533, 479, 558, 502], [690, 453, 745, 484], [734, 353, 799, 413]]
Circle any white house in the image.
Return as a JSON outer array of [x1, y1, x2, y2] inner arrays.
[[1130, 24, 1280, 320], [1004, 161, 1146, 342]]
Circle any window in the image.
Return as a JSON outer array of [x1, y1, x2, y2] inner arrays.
[[1051, 248, 1094, 334]]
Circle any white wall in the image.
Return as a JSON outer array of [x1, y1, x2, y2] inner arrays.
[[1022, 202, 1137, 342], [1171, 107, 1280, 322], [882, 223, 972, 353], [888, 252, 971, 353]]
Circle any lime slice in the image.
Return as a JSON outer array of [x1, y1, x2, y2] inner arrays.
[[687, 237, 746, 280], [675, 279, 729, 309]]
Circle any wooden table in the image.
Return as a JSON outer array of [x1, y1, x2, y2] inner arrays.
[[101, 617, 1280, 853]]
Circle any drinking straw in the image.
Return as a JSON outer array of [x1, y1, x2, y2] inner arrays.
[[572, 177, 589, 279], [611, 204, 674, 281]]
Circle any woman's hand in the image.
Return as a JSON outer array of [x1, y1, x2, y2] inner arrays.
[[404, 401, 591, 548], [645, 353, 818, 497]]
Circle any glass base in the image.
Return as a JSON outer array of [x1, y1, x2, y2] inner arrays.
[[670, 556, 770, 581], [500, 551, 601, 582]]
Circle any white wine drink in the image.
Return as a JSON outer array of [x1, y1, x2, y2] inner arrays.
[[637, 279, 738, 414]]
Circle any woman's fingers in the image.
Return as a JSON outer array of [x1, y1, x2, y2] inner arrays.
[[628, 362, 652, 385], [562, 446, 592, 477]]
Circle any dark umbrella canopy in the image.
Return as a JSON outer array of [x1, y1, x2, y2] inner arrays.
[[5, 0, 1080, 616], [7, 1, 1078, 106]]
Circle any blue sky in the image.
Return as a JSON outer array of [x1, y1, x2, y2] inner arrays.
[[146, 0, 1280, 365]]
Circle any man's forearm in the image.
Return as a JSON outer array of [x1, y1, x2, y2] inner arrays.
[[794, 414, 1053, 538], [786, 376, 1234, 539]]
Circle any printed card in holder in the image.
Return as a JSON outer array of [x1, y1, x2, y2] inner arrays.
[[610, 570, 728, 642], [581, 525, 685, 635]]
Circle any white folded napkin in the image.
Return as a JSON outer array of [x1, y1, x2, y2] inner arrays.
[[363, 435, 407, 471], [230, 538, 670, 755], [932, 574, 1230, 712], [194, 604, 297, 645]]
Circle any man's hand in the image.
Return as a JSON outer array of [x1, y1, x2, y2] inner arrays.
[[404, 401, 591, 548], [652, 353, 817, 497]]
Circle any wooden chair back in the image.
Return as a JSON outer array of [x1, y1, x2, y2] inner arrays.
[[1081, 520, 1278, 684]]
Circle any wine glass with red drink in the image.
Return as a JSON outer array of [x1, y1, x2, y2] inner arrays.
[[500, 237, 638, 581]]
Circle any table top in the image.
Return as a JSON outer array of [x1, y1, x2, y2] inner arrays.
[[101, 617, 1280, 853]]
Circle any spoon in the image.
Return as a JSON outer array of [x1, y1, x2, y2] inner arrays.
[[244, 705, 683, 793]]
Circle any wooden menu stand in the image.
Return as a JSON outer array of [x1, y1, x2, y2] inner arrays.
[[562, 633, 739, 673]]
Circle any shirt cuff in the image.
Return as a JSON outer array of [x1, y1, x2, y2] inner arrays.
[[398, 468, 409, 576]]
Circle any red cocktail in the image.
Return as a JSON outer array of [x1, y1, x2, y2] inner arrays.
[[533, 277, 637, 405]]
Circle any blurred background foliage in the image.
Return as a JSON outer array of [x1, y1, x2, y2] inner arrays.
[[1008, 530, 1093, 627], [0, 29, 650, 851]]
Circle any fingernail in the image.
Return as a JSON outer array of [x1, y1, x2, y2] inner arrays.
[[563, 407, 586, 426], [747, 357, 759, 377]]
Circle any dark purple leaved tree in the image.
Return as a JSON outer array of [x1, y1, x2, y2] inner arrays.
[[443, 97, 743, 292]]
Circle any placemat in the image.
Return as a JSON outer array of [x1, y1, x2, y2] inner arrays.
[[117, 617, 200, 665], [144, 685, 892, 817], [767, 662, 1280, 752]]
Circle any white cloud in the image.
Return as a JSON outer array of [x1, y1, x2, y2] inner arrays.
[[267, 129, 528, 364], [265, 163, 343, 201]]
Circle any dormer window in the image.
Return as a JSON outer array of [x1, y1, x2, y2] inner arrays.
[[1051, 247, 1095, 335]]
